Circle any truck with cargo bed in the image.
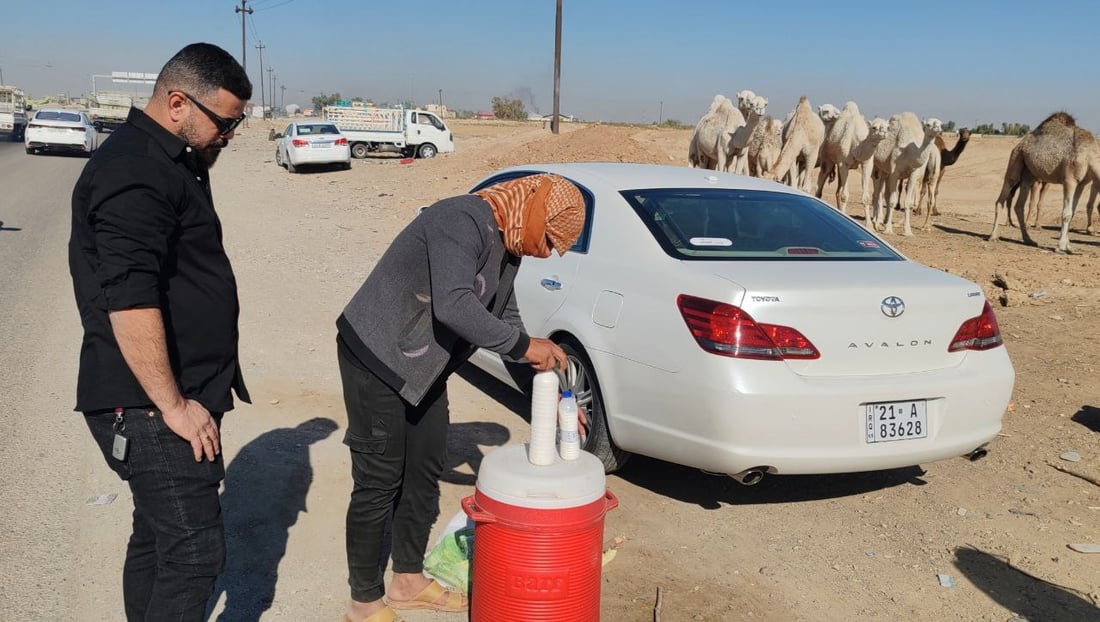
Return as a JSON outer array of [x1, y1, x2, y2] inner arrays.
[[322, 105, 454, 159], [88, 91, 150, 132], [0, 86, 30, 141]]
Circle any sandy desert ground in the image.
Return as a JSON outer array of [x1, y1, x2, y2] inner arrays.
[[17, 116, 1098, 621]]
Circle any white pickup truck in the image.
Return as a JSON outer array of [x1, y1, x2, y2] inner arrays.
[[88, 91, 150, 132], [0, 86, 29, 142], [323, 105, 455, 159]]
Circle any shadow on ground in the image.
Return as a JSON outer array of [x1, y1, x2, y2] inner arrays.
[[1071, 405, 1100, 433], [208, 416, 339, 622], [954, 546, 1099, 622]]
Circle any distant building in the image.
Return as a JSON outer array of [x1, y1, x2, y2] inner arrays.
[[475, 111, 496, 120], [423, 103, 453, 119]]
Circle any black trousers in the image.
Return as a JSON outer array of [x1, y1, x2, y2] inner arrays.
[[85, 409, 226, 622], [337, 345, 450, 603]]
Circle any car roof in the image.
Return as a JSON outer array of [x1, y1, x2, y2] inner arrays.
[[36, 108, 83, 114], [488, 162, 806, 196]]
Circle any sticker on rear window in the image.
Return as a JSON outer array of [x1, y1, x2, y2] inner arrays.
[[858, 240, 880, 248], [689, 237, 733, 247]]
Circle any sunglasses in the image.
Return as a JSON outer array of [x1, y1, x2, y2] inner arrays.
[[178, 92, 245, 135]]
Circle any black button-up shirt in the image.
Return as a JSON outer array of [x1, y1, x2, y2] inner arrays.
[[69, 107, 250, 413]]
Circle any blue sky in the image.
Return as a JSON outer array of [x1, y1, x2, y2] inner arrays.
[[3, 0, 1098, 129]]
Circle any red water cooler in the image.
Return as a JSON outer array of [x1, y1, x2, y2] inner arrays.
[[462, 444, 618, 622]]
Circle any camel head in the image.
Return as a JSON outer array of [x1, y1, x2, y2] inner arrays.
[[746, 95, 768, 117], [922, 118, 944, 138], [735, 90, 756, 110], [959, 128, 972, 141], [868, 117, 890, 141], [818, 104, 841, 124]]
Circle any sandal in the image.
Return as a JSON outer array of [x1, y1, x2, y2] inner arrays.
[[342, 606, 399, 622], [386, 579, 468, 612]]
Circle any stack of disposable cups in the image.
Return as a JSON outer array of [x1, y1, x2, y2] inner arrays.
[[527, 370, 559, 465]]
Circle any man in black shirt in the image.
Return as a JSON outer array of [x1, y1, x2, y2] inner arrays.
[[69, 43, 252, 621]]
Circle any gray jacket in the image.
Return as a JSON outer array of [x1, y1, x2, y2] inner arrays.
[[337, 194, 529, 406]]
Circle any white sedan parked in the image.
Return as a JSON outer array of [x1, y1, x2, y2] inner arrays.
[[275, 121, 351, 173], [466, 163, 1015, 483], [25, 108, 97, 155]]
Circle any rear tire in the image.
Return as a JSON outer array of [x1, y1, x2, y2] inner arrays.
[[350, 143, 370, 159], [559, 338, 631, 472]]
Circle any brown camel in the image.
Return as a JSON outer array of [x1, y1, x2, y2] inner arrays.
[[989, 112, 1100, 253]]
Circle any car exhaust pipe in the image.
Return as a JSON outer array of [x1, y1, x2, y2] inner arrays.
[[730, 468, 767, 486], [966, 446, 989, 462]]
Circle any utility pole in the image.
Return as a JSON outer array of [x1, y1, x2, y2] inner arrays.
[[255, 41, 266, 116], [659, 100, 663, 125], [438, 88, 443, 112], [268, 68, 275, 116], [281, 84, 285, 110], [551, 0, 562, 134], [235, 0, 252, 69]]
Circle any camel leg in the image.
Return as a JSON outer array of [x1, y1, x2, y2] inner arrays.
[[1025, 181, 1047, 228], [882, 172, 903, 234], [835, 163, 851, 216], [921, 170, 939, 231], [1056, 182, 1084, 253], [901, 169, 920, 236], [1087, 183, 1098, 234], [860, 161, 873, 210], [815, 161, 831, 201], [1012, 177, 1036, 246], [802, 151, 819, 195]]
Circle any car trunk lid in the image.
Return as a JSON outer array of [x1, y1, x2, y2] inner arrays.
[[713, 261, 988, 376]]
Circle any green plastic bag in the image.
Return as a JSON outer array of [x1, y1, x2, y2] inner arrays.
[[424, 527, 474, 594]]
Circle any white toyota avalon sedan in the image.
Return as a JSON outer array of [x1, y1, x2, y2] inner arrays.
[[466, 163, 1015, 483]]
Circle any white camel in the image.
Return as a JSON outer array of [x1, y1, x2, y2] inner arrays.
[[816, 102, 889, 219], [766, 96, 825, 193], [870, 113, 943, 236], [746, 116, 783, 178], [688, 95, 745, 171], [729, 94, 768, 175]]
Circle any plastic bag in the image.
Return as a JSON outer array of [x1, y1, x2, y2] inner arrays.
[[423, 526, 474, 594]]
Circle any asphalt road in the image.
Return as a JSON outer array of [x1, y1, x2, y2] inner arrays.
[[0, 140, 124, 619]]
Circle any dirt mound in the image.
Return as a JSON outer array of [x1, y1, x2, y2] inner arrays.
[[485, 124, 675, 169]]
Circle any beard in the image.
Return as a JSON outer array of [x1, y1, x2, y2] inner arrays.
[[179, 117, 226, 168]]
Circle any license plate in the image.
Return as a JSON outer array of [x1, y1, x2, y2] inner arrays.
[[865, 400, 927, 443], [312, 142, 331, 148]]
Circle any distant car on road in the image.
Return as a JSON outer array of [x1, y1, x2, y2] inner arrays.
[[465, 163, 1015, 484], [274, 121, 351, 173], [25, 108, 97, 156]]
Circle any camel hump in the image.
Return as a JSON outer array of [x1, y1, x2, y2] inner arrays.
[[1037, 111, 1076, 129]]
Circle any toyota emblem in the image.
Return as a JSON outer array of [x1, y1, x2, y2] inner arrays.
[[881, 296, 905, 318]]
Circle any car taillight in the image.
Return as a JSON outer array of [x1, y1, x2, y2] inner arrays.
[[334, 137, 348, 146], [948, 301, 1003, 352], [677, 294, 820, 360], [292, 138, 309, 147]]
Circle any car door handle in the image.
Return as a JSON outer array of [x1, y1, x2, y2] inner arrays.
[[540, 278, 562, 291]]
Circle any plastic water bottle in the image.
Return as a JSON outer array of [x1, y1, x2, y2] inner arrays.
[[558, 390, 580, 461], [527, 371, 559, 466]]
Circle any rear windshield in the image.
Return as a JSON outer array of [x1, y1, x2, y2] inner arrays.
[[36, 111, 83, 123], [621, 188, 902, 260], [298, 124, 340, 135]]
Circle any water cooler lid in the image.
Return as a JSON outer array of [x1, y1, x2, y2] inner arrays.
[[476, 444, 607, 509]]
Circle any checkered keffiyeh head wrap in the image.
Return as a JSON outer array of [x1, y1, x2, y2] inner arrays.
[[473, 174, 585, 258]]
